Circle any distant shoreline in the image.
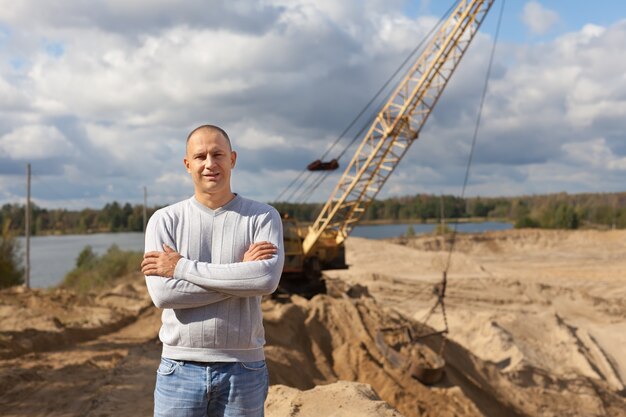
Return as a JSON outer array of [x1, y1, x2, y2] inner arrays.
[[19, 229, 143, 238], [20, 218, 512, 237], [357, 217, 510, 226]]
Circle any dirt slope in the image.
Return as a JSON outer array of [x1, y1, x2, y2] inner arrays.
[[326, 229, 626, 415], [0, 275, 160, 416]]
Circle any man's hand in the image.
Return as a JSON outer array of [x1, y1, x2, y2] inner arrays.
[[243, 241, 277, 262], [142, 244, 183, 278]]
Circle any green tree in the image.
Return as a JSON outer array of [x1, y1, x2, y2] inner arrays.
[[128, 205, 145, 231], [470, 198, 491, 217], [383, 199, 399, 220], [553, 203, 579, 229], [0, 220, 24, 288]]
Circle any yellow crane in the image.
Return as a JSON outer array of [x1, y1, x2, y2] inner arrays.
[[282, 0, 495, 287]]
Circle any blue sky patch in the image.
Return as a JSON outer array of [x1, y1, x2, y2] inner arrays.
[[44, 41, 65, 57], [9, 57, 27, 70]]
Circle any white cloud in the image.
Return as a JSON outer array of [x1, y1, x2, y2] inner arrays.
[[0, 76, 27, 111], [563, 138, 626, 171], [521, 1, 560, 35], [0, 125, 74, 159], [235, 125, 287, 150], [0, 0, 284, 35], [0, 1, 625, 207], [84, 123, 166, 161], [155, 171, 191, 186]]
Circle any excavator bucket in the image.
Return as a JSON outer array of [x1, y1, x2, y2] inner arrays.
[[375, 327, 446, 385], [307, 159, 339, 171]]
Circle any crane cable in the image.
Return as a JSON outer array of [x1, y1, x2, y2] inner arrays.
[[418, 0, 506, 358], [274, 0, 459, 203], [294, 108, 381, 203]]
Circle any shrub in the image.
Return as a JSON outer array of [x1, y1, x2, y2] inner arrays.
[[515, 216, 540, 229], [63, 244, 143, 293], [432, 223, 452, 235]]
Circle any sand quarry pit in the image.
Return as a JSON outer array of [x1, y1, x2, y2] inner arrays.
[[0, 229, 625, 416]]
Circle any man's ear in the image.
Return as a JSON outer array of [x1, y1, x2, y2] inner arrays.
[[183, 157, 191, 173], [230, 151, 237, 168]]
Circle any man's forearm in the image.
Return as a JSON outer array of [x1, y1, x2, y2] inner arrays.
[[173, 254, 284, 297], [145, 275, 231, 309]]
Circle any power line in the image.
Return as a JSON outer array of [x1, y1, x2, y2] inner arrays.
[[418, 0, 507, 358], [274, 0, 459, 203], [444, 0, 506, 273]]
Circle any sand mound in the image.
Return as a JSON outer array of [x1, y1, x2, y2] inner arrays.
[[324, 231, 626, 416], [382, 230, 626, 390], [391, 229, 626, 282], [0, 274, 160, 415], [393, 229, 626, 256], [264, 292, 482, 417], [334, 236, 489, 281], [263, 287, 626, 417], [266, 381, 403, 417], [0, 273, 152, 359]]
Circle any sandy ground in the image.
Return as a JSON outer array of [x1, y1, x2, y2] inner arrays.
[[0, 229, 625, 416], [326, 229, 626, 415]]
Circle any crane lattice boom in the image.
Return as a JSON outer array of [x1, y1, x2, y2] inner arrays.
[[303, 0, 494, 256]]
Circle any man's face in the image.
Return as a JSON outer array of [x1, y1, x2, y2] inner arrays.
[[184, 129, 237, 198]]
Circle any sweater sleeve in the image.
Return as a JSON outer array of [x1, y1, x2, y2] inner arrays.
[[172, 208, 285, 297], [144, 211, 231, 309]]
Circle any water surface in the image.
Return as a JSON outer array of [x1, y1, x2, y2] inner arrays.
[[18, 232, 144, 289], [19, 221, 511, 288]]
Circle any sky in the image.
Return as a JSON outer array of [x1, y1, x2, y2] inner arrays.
[[1, 0, 626, 209]]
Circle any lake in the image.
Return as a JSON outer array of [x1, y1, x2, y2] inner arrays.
[[350, 221, 512, 239], [19, 221, 511, 288], [18, 232, 145, 289]]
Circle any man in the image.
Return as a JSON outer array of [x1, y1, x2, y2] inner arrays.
[[141, 124, 284, 417]]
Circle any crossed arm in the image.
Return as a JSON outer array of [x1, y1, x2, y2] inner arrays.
[[142, 241, 277, 277], [143, 211, 284, 309]]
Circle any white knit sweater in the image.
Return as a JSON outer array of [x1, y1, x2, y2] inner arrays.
[[144, 194, 284, 362]]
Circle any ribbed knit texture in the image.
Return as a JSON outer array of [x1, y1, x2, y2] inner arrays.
[[144, 194, 284, 362]]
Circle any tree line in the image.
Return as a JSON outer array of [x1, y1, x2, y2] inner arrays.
[[0, 202, 160, 236], [1, 191, 625, 289], [273, 191, 626, 230], [1, 191, 625, 238]]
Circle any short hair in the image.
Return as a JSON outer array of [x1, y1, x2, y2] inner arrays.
[[186, 124, 232, 150]]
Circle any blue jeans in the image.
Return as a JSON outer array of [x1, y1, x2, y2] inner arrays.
[[154, 357, 269, 417]]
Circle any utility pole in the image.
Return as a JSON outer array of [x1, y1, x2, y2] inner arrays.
[[440, 194, 446, 232], [612, 195, 618, 230], [24, 163, 31, 289], [143, 186, 147, 234]]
